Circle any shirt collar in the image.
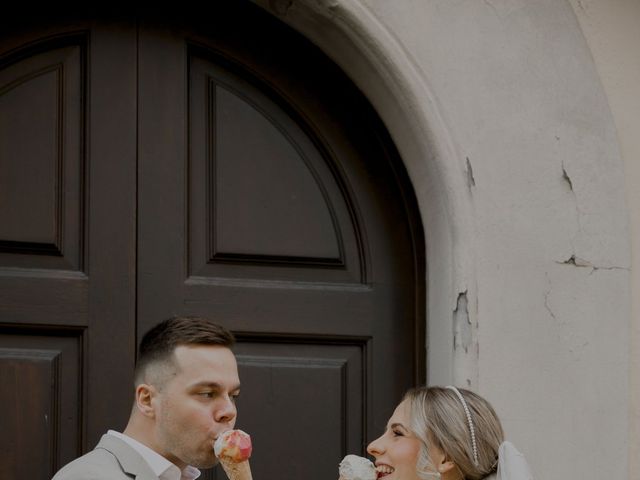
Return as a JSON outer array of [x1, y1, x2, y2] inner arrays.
[[108, 430, 201, 480]]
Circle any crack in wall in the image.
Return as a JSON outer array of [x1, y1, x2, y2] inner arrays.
[[453, 290, 472, 353], [544, 273, 557, 321], [562, 164, 574, 191], [482, 0, 501, 18], [576, 0, 590, 17], [557, 254, 592, 267], [544, 275, 595, 359], [557, 254, 630, 274], [558, 162, 628, 274], [560, 162, 586, 255], [466, 157, 476, 190]]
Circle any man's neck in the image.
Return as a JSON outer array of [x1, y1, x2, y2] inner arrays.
[[122, 418, 187, 471]]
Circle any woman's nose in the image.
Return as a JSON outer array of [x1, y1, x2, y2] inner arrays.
[[214, 395, 238, 424], [367, 434, 385, 456]]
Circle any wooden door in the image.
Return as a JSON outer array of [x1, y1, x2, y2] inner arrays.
[[137, 5, 424, 480], [0, 5, 424, 480], [0, 16, 137, 480]]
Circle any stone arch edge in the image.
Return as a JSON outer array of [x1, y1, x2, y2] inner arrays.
[[252, 0, 477, 385]]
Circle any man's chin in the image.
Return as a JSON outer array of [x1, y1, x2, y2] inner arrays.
[[191, 456, 218, 469]]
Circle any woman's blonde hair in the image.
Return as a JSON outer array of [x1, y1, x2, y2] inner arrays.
[[404, 386, 504, 480]]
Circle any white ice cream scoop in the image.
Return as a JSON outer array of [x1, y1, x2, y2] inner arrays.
[[339, 454, 376, 480]]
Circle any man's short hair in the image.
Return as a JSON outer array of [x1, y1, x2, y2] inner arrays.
[[133, 316, 235, 386]]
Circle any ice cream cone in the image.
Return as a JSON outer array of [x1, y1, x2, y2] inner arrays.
[[214, 429, 253, 480], [219, 458, 253, 480]]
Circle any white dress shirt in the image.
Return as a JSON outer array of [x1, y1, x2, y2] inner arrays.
[[108, 430, 201, 480]]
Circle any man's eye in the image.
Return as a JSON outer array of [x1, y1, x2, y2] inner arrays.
[[198, 392, 214, 398], [231, 393, 240, 402]]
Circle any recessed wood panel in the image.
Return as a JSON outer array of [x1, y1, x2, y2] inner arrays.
[[188, 50, 363, 283], [213, 84, 341, 260], [0, 68, 60, 246], [205, 339, 366, 480], [0, 40, 85, 271], [0, 348, 59, 479], [0, 329, 82, 479]]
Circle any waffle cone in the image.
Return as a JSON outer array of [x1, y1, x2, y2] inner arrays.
[[219, 458, 253, 480]]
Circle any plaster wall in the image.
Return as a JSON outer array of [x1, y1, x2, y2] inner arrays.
[[255, 1, 632, 478], [567, 1, 640, 478]]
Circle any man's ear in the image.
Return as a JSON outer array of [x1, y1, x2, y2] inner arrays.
[[134, 383, 157, 418]]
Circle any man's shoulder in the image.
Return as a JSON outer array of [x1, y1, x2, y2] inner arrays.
[[51, 444, 127, 480]]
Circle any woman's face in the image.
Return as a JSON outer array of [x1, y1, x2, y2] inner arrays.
[[366, 400, 423, 480]]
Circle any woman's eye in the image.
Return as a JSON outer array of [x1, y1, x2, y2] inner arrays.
[[392, 429, 404, 437]]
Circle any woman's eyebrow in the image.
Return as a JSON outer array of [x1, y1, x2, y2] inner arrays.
[[389, 422, 408, 432]]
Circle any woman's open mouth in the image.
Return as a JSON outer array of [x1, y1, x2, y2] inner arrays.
[[376, 464, 394, 478]]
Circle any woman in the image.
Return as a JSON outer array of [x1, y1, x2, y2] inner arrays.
[[367, 386, 533, 480]]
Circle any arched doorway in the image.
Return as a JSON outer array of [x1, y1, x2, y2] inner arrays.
[[0, 4, 424, 479]]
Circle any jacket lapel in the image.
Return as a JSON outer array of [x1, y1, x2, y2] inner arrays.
[[95, 434, 160, 480]]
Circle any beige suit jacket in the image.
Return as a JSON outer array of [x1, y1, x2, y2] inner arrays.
[[52, 433, 159, 480]]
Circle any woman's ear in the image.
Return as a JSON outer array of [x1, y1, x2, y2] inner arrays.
[[134, 383, 157, 418], [438, 457, 457, 475]]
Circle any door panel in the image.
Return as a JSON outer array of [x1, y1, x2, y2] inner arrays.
[[234, 340, 364, 480], [0, 43, 82, 267], [0, 19, 137, 477], [0, 330, 81, 480], [188, 50, 362, 282]]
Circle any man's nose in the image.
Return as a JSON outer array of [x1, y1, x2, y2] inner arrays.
[[214, 395, 237, 424]]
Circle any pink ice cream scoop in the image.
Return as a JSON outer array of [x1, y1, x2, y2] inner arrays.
[[214, 429, 253, 462]]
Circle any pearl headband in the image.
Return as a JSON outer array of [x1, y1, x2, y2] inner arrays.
[[446, 386, 479, 466]]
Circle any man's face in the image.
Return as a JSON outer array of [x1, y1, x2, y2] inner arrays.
[[152, 345, 240, 469]]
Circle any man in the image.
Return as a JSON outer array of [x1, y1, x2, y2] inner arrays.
[[53, 316, 241, 480]]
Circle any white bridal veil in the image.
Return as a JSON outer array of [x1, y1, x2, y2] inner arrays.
[[495, 441, 534, 480]]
